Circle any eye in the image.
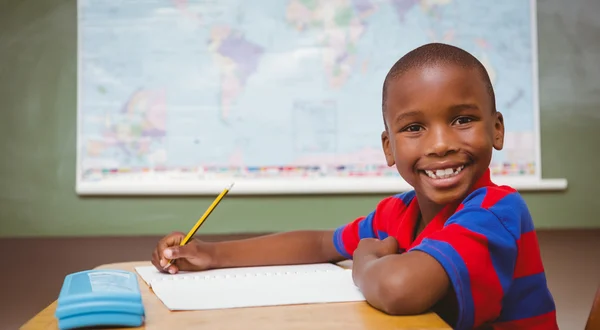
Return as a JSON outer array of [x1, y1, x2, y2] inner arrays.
[[453, 117, 473, 125], [402, 124, 423, 132]]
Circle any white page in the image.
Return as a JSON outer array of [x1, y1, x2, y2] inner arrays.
[[135, 263, 345, 286], [135, 263, 365, 310]]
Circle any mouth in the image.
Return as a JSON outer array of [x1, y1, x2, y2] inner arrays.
[[423, 165, 465, 180]]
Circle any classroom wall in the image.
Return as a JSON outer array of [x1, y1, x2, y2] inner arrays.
[[1, 0, 599, 237]]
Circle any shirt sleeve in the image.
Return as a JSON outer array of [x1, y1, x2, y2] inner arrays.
[[332, 210, 378, 259], [409, 188, 520, 330], [332, 193, 412, 259]]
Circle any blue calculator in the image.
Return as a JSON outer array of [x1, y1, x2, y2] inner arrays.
[[55, 269, 145, 330]]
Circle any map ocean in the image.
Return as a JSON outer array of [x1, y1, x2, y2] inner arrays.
[[78, 0, 538, 188]]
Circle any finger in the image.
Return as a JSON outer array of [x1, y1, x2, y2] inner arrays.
[[166, 263, 179, 274], [157, 232, 185, 260], [356, 237, 375, 248], [156, 260, 175, 273], [156, 250, 167, 268], [382, 236, 399, 251], [159, 250, 174, 271], [163, 243, 196, 260], [382, 235, 398, 245], [163, 247, 176, 259], [157, 232, 185, 253]]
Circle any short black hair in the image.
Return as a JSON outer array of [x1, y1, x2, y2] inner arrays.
[[381, 42, 496, 119]]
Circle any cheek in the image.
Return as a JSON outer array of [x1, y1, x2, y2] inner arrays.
[[392, 137, 418, 167], [460, 126, 494, 154]]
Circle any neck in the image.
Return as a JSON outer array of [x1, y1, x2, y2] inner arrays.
[[416, 196, 445, 227]]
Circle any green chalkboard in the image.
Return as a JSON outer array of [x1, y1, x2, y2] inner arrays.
[[1, 0, 599, 237]]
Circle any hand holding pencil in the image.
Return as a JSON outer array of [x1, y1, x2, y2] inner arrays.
[[151, 183, 234, 274]]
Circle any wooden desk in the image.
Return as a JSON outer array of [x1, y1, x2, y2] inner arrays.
[[21, 261, 451, 330]]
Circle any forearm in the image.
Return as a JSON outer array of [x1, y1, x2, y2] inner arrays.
[[212, 230, 344, 268], [353, 251, 449, 315], [353, 254, 403, 313]]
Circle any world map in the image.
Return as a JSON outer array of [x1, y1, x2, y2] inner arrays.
[[77, 0, 539, 193]]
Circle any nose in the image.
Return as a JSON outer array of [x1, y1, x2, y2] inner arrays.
[[425, 125, 457, 157]]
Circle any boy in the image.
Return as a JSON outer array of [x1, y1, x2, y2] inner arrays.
[[151, 43, 558, 330]]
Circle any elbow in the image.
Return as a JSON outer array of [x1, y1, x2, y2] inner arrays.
[[373, 274, 432, 316]]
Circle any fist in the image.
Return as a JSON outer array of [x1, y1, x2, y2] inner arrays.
[[355, 236, 399, 259], [351, 236, 400, 284]]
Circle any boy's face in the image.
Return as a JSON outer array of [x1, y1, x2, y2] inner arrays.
[[381, 63, 504, 206]]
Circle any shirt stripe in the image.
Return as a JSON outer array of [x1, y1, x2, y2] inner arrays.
[[395, 190, 416, 206], [496, 272, 556, 322], [493, 310, 558, 330], [514, 230, 545, 278], [333, 225, 351, 259], [357, 211, 377, 240]]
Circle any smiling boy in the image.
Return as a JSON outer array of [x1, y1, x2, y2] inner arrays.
[[152, 43, 558, 329]]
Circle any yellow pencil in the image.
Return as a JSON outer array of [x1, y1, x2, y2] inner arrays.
[[163, 182, 234, 269]]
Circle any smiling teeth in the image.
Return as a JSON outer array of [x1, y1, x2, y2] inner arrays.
[[425, 166, 464, 179]]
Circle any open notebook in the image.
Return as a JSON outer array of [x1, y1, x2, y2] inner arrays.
[[135, 263, 366, 311]]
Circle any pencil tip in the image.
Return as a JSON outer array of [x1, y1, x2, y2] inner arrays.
[[227, 182, 235, 190]]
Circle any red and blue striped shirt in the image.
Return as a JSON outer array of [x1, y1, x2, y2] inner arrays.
[[333, 169, 558, 330]]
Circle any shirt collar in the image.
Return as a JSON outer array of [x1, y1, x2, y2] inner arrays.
[[396, 168, 495, 250]]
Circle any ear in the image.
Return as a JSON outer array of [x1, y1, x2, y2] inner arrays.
[[492, 111, 505, 150], [381, 130, 396, 166]]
